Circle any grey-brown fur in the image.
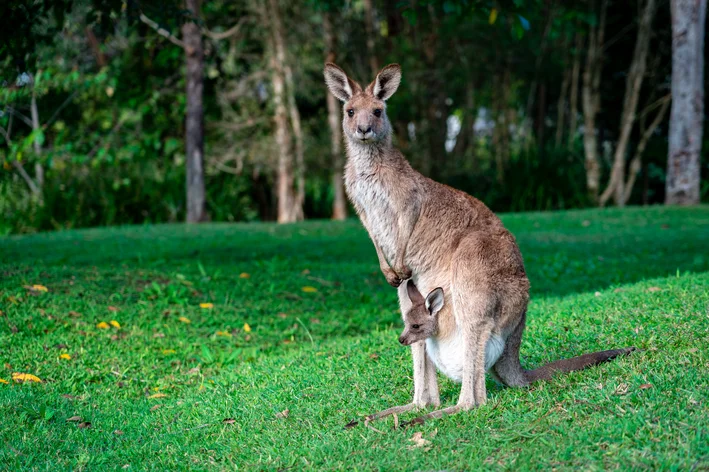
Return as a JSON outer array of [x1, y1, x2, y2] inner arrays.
[[324, 62, 635, 425]]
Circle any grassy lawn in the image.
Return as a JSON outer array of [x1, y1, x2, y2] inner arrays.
[[1, 206, 708, 470]]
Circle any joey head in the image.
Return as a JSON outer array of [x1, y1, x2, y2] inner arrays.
[[399, 280, 444, 346]]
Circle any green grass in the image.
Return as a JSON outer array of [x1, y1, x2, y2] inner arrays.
[[1, 206, 708, 470]]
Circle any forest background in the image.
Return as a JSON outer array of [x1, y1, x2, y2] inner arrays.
[[1, 0, 706, 234]]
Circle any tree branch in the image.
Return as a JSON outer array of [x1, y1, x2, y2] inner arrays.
[[0, 123, 41, 195], [44, 90, 79, 128], [4, 107, 33, 128], [139, 13, 186, 48], [621, 93, 671, 204], [203, 17, 246, 40]]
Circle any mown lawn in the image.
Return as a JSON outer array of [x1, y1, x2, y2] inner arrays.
[[1, 206, 708, 470]]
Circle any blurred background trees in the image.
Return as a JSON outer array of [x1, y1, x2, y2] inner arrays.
[[0, 0, 706, 234]]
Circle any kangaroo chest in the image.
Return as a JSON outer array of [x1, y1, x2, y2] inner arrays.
[[346, 172, 399, 264], [426, 332, 506, 383]]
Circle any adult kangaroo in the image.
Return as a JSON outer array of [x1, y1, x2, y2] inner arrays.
[[323, 62, 634, 424]]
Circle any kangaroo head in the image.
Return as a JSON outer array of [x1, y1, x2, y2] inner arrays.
[[323, 62, 401, 145], [399, 280, 444, 346]]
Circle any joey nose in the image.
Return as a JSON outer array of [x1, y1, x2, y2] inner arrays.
[[398, 335, 406, 345]]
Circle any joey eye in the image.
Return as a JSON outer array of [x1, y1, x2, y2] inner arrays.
[[373, 109, 382, 117], [347, 109, 354, 117], [412, 324, 420, 329]]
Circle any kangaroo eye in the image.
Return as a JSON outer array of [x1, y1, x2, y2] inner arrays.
[[373, 109, 382, 117], [412, 324, 420, 329], [347, 109, 355, 117]]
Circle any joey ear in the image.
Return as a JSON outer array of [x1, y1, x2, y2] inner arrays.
[[406, 279, 425, 305], [371, 63, 401, 101], [425, 288, 444, 316], [324, 63, 362, 102]]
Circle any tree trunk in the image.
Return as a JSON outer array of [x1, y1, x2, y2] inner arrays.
[[555, 65, 571, 148], [665, 0, 706, 205], [622, 94, 671, 205], [599, 0, 657, 207], [182, 0, 207, 223], [268, 0, 299, 223], [568, 33, 582, 150], [283, 65, 304, 221], [581, 0, 608, 204], [323, 12, 347, 221], [363, 0, 379, 76], [30, 82, 44, 189]]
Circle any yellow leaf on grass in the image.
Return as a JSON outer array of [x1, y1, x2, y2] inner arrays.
[[178, 316, 191, 324], [239, 273, 250, 279], [148, 393, 167, 399], [243, 323, 251, 333], [199, 303, 214, 309], [301, 286, 318, 293], [216, 331, 232, 337], [12, 372, 42, 383], [109, 320, 121, 328], [96, 321, 110, 329], [0, 379, 8, 384], [32, 284, 48, 292], [59, 353, 71, 360], [162, 349, 176, 355]]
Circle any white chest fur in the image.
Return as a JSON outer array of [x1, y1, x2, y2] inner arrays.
[[426, 332, 505, 383], [345, 146, 399, 264]]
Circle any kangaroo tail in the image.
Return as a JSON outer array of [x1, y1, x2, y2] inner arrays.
[[524, 347, 636, 383]]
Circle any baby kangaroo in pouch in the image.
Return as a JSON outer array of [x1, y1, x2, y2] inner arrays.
[[324, 62, 635, 425]]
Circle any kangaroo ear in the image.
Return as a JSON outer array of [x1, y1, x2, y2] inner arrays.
[[324, 63, 361, 102], [371, 63, 401, 101], [425, 288, 444, 316], [406, 279, 425, 305]]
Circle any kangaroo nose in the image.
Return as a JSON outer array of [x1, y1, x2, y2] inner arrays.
[[358, 126, 372, 134]]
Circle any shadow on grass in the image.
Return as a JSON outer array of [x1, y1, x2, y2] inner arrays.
[[2, 206, 708, 300]]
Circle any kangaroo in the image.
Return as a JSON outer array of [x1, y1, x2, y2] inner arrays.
[[324, 62, 635, 424]]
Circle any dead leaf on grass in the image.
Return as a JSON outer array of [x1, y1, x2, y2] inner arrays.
[[178, 316, 191, 324], [614, 383, 630, 395], [109, 320, 121, 328], [114, 429, 124, 435], [199, 303, 214, 309], [243, 323, 251, 333], [216, 330, 232, 337], [68, 311, 81, 317], [108, 306, 119, 312], [148, 393, 167, 399], [639, 383, 653, 390], [12, 372, 42, 383], [301, 286, 318, 293], [239, 273, 250, 279], [96, 321, 110, 329], [153, 332, 165, 338], [222, 418, 236, 424], [150, 405, 162, 412], [646, 287, 662, 292], [67, 416, 82, 422], [408, 431, 431, 450], [78, 421, 92, 428], [344, 419, 358, 429], [0, 379, 8, 384], [59, 353, 71, 360], [275, 409, 289, 419]]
